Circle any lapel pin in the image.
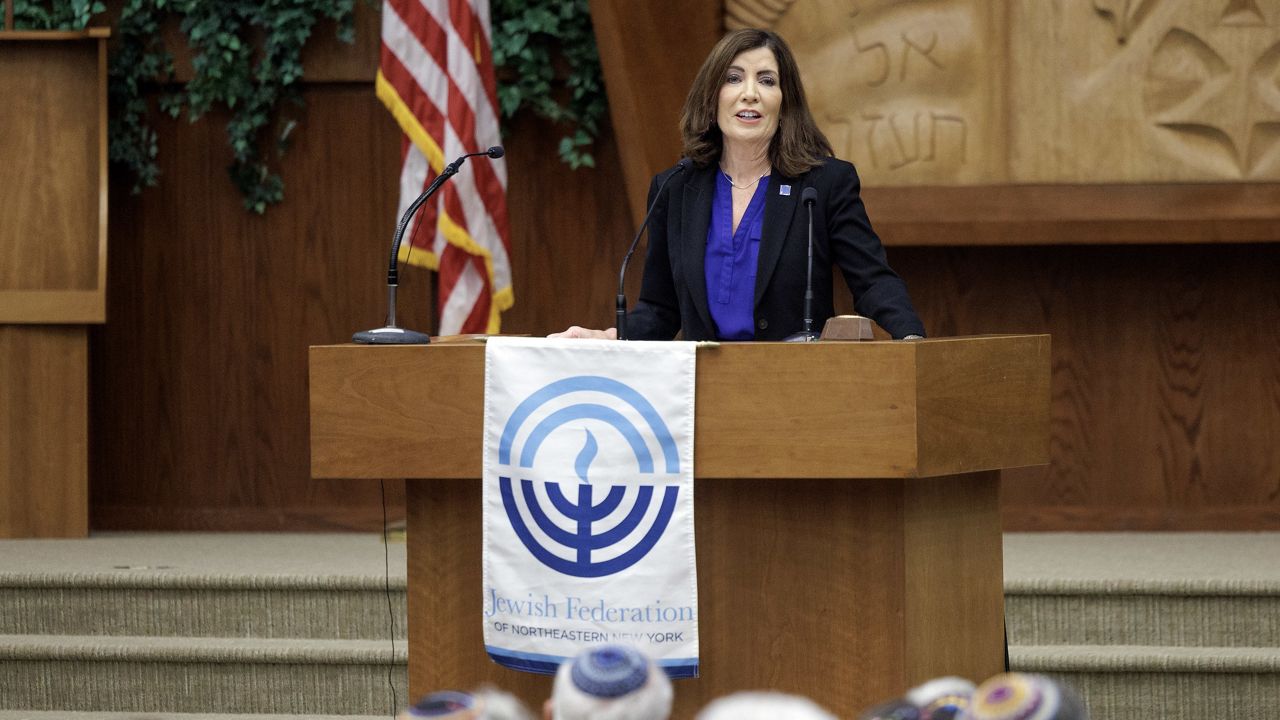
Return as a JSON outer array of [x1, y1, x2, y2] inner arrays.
[[780, 184, 791, 196]]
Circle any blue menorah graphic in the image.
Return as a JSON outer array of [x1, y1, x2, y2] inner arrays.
[[497, 376, 681, 578]]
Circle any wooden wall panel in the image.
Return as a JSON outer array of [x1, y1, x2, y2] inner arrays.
[[91, 84, 635, 530], [496, 114, 635, 335], [0, 34, 108, 325], [589, 0, 724, 223], [1, 326, 89, 537], [0, 40, 99, 292], [88, 2, 1280, 531], [884, 243, 1280, 530], [91, 86, 422, 530]]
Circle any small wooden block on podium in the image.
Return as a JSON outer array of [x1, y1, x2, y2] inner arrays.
[[820, 314, 874, 340], [0, 25, 110, 538], [310, 335, 1049, 716]]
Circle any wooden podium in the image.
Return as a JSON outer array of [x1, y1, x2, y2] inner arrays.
[[309, 336, 1049, 716]]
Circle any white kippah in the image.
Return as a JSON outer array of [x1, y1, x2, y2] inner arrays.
[[907, 676, 975, 718], [553, 645, 673, 720], [696, 691, 838, 720]]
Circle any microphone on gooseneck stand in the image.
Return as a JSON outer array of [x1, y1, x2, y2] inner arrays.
[[784, 186, 820, 342], [616, 158, 690, 341], [353, 146, 505, 344]]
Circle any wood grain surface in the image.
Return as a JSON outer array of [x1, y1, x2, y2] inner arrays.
[[916, 335, 1050, 477], [0, 36, 106, 323], [0, 327, 89, 537], [889, 244, 1280, 531], [90, 85, 423, 531], [406, 473, 1004, 717], [88, 4, 1280, 532], [865, 184, 1280, 246], [310, 338, 1049, 481], [588, 0, 723, 223], [91, 84, 636, 530], [904, 472, 1004, 684]]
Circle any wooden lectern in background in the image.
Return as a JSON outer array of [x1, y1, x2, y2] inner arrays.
[[310, 336, 1049, 716], [0, 24, 109, 538]]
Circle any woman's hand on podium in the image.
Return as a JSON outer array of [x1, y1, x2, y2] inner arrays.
[[547, 326, 618, 340]]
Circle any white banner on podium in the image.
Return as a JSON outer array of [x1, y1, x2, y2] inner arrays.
[[482, 336, 698, 677]]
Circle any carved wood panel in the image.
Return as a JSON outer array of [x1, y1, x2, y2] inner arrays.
[[727, 0, 1280, 185]]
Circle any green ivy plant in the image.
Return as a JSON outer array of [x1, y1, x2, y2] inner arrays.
[[108, 0, 358, 213], [16, 0, 606, 211], [11, 0, 105, 29], [490, 0, 605, 169]]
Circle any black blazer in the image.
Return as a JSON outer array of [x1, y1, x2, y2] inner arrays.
[[627, 158, 926, 341]]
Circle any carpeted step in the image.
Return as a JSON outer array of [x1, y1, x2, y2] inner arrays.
[[1005, 580, 1280, 647], [0, 635, 408, 715], [1004, 533, 1280, 648], [1012, 644, 1280, 720], [0, 577, 407, 640], [0, 534, 407, 640]]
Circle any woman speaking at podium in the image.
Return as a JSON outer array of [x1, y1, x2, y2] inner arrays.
[[553, 28, 925, 342]]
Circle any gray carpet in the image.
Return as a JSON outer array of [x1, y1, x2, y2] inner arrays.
[[0, 533, 408, 716], [4, 532, 1280, 718]]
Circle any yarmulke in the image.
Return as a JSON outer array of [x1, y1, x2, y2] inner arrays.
[[403, 690, 480, 719], [570, 644, 650, 698], [967, 674, 1050, 720], [906, 676, 974, 720], [858, 698, 922, 720], [921, 694, 969, 720]]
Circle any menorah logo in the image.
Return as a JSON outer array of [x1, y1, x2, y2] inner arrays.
[[496, 375, 681, 578]]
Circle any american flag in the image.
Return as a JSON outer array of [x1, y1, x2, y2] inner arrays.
[[376, 0, 512, 334]]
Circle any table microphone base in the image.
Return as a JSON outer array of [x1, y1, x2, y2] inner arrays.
[[783, 330, 820, 343], [352, 326, 432, 344]]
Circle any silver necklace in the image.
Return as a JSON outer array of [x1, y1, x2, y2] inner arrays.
[[721, 167, 769, 190]]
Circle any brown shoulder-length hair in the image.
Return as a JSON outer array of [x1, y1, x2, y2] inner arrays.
[[680, 28, 832, 177]]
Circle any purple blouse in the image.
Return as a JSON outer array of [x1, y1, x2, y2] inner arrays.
[[705, 172, 770, 340]]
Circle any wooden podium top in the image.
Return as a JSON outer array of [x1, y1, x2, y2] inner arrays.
[[309, 335, 1049, 480]]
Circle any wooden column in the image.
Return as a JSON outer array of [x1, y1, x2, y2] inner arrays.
[[588, 0, 721, 224], [0, 28, 109, 537]]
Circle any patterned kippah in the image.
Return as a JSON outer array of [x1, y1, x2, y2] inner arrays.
[[404, 690, 479, 718], [967, 674, 1048, 720], [570, 644, 650, 698]]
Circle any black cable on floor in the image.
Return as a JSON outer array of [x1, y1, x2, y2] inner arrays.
[[382, 479, 400, 718], [1004, 618, 1011, 672]]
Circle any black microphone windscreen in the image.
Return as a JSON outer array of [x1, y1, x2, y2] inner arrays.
[[802, 186, 818, 204], [486, 146, 505, 159], [675, 157, 690, 171]]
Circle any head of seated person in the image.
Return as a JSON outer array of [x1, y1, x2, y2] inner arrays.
[[860, 676, 978, 720], [966, 673, 1089, 720], [403, 688, 533, 720], [549, 644, 673, 720], [696, 691, 838, 720], [906, 676, 975, 719]]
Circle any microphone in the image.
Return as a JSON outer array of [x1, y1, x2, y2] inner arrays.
[[784, 186, 820, 342], [616, 159, 689, 341], [353, 146, 504, 344]]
